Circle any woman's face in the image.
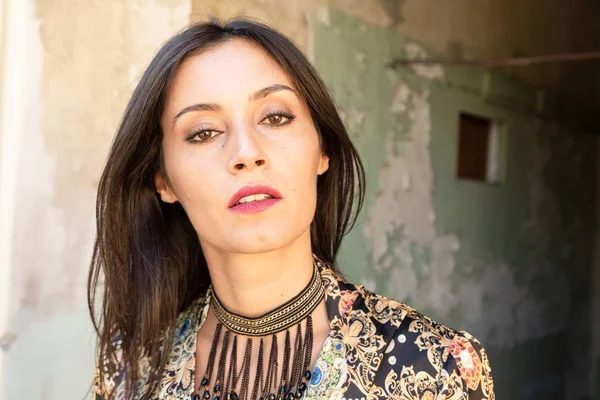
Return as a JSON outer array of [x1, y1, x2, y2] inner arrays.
[[157, 39, 329, 256]]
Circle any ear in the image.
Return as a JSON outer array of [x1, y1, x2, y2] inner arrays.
[[317, 153, 330, 176], [154, 171, 178, 203]]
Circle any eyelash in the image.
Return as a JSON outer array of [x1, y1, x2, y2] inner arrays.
[[263, 110, 296, 127], [186, 128, 222, 144], [185, 110, 296, 144]]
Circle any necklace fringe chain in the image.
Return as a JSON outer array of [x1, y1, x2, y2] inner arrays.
[[194, 262, 325, 400]]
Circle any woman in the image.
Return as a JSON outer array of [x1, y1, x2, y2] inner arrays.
[[89, 18, 494, 400]]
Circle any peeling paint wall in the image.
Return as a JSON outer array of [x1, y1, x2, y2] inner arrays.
[[312, 9, 598, 400], [0, 1, 191, 399], [593, 141, 600, 400], [191, 0, 600, 110], [189, 2, 599, 396], [1, 1, 598, 399]]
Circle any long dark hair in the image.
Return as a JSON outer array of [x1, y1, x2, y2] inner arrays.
[[88, 18, 365, 399]]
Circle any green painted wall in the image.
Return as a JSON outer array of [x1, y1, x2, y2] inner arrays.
[[313, 8, 598, 399], [594, 140, 600, 400]]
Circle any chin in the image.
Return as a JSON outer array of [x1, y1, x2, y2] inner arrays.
[[227, 227, 306, 255]]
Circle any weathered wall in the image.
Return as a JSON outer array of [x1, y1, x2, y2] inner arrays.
[[189, 1, 600, 396], [191, 0, 600, 110], [0, 0, 598, 399], [0, 1, 191, 399], [312, 9, 598, 400], [593, 143, 600, 400]]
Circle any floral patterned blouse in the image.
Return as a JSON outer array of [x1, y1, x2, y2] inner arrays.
[[93, 262, 495, 399]]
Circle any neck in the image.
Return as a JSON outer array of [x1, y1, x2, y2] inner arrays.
[[201, 232, 315, 318]]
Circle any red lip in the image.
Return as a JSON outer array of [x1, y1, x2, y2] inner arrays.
[[228, 184, 283, 208]]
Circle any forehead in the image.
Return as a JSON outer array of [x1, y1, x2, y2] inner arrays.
[[166, 39, 296, 109]]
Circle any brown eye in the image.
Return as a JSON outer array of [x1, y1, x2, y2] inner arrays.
[[196, 131, 213, 140], [268, 114, 283, 125], [187, 129, 220, 143], [261, 111, 295, 127]]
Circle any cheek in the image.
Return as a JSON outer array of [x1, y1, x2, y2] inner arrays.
[[284, 137, 322, 196], [286, 123, 322, 167], [164, 148, 216, 203]]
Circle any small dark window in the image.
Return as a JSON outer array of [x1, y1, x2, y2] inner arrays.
[[457, 113, 501, 183]]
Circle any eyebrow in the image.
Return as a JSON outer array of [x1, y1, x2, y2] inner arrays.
[[250, 84, 298, 102], [172, 103, 222, 127], [172, 84, 298, 127]]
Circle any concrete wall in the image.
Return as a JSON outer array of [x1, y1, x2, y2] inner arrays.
[[310, 9, 598, 399], [0, 1, 191, 399], [0, 1, 598, 399], [593, 142, 600, 400], [190, 1, 599, 397], [190, 0, 600, 111], [190, 1, 600, 396]]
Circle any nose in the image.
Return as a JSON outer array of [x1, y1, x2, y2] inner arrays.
[[227, 123, 269, 174]]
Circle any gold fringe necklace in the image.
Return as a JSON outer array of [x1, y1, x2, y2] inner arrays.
[[194, 262, 325, 400]]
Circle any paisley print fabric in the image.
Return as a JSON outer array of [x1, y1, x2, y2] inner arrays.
[[92, 262, 494, 399]]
